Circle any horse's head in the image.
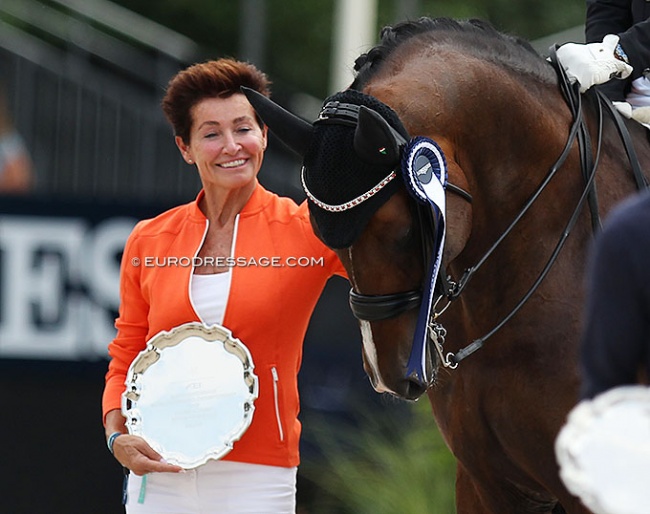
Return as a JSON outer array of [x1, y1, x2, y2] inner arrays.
[[242, 17, 571, 399], [243, 85, 469, 400]]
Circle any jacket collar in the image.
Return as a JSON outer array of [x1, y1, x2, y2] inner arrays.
[[189, 182, 272, 222]]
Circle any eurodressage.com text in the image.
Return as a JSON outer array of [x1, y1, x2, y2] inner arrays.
[[131, 256, 326, 268]]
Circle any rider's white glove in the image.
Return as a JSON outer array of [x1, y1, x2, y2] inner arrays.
[[556, 35, 633, 93]]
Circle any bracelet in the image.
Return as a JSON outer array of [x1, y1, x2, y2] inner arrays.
[[614, 43, 630, 65], [107, 431, 123, 455]]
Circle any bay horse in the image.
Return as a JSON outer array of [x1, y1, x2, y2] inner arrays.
[[245, 17, 650, 513]]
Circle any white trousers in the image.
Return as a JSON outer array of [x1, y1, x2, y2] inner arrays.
[[125, 460, 297, 514]]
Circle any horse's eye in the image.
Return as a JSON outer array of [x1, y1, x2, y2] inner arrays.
[[389, 223, 416, 249]]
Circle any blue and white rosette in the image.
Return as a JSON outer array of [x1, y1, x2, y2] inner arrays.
[[401, 137, 447, 383]]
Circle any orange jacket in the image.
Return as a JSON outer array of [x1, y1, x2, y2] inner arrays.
[[103, 184, 346, 467]]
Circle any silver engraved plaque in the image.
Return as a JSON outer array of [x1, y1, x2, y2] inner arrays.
[[122, 322, 258, 469]]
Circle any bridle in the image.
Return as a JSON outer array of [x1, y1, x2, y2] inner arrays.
[[347, 187, 466, 322], [436, 49, 646, 366], [309, 48, 646, 369], [346, 74, 598, 365]]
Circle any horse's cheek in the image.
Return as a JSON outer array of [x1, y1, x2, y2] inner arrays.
[[445, 195, 472, 263]]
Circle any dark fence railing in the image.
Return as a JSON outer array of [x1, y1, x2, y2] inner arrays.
[[0, 0, 303, 203]]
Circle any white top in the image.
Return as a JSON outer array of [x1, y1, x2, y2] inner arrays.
[[190, 272, 231, 326]]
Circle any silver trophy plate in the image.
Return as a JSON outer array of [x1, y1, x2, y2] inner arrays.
[[555, 385, 650, 514], [122, 322, 258, 469]]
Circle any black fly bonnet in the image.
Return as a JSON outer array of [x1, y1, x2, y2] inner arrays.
[[302, 89, 409, 248], [242, 87, 409, 248]]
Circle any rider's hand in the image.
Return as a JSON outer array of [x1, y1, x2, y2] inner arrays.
[[556, 35, 633, 93]]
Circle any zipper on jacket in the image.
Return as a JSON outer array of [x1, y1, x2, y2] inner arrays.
[[271, 366, 285, 442], [188, 219, 210, 321]]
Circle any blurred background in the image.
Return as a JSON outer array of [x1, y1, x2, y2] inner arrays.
[[0, 1, 584, 512]]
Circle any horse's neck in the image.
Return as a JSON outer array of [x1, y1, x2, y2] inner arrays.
[[396, 65, 568, 201], [469, 87, 569, 182], [445, 82, 573, 231], [441, 79, 589, 292]]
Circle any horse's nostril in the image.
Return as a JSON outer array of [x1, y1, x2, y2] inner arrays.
[[404, 379, 428, 400]]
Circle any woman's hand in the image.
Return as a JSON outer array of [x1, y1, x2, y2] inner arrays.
[[105, 409, 183, 476], [111, 433, 184, 476]]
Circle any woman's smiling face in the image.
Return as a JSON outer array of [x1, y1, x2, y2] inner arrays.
[[180, 93, 267, 191]]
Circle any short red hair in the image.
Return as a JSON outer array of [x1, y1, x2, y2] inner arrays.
[[161, 58, 271, 143]]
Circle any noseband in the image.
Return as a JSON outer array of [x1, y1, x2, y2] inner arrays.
[[349, 289, 422, 321]]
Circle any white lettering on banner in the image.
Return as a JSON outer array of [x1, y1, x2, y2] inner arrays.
[[0, 216, 137, 360]]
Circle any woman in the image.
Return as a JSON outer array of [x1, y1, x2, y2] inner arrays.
[[102, 58, 345, 513]]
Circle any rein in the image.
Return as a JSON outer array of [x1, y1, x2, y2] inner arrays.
[[321, 50, 645, 376], [434, 47, 646, 366], [439, 82, 602, 365], [351, 53, 599, 359], [349, 48, 645, 371]]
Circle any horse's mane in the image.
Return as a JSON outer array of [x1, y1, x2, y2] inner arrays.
[[351, 17, 556, 90]]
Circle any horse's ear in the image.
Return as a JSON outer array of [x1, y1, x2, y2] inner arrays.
[[241, 86, 313, 157], [354, 106, 406, 165]]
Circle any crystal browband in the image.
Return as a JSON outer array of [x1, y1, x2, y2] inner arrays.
[[300, 167, 397, 212]]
